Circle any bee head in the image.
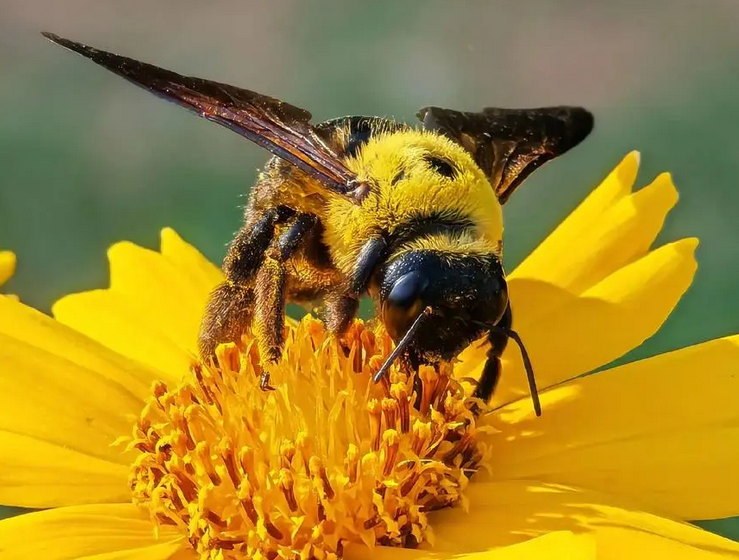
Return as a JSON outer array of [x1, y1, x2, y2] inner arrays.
[[378, 249, 508, 363]]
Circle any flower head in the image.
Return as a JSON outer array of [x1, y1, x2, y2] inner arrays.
[[128, 320, 489, 558], [2, 153, 739, 560]]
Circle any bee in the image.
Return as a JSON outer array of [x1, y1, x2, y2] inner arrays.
[[44, 33, 594, 416]]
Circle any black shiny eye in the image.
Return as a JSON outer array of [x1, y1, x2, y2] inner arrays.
[[387, 270, 428, 310], [382, 270, 429, 339], [424, 155, 456, 178]]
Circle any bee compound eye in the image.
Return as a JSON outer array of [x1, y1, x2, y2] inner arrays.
[[382, 271, 429, 339], [386, 271, 429, 310]]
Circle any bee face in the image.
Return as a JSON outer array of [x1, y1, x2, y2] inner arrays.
[[378, 249, 508, 363]]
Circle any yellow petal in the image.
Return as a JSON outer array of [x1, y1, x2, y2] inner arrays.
[[159, 227, 223, 295], [485, 334, 739, 521], [0, 297, 155, 507], [0, 251, 16, 287], [53, 290, 194, 382], [348, 532, 595, 560], [488, 237, 698, 408], [0, 502, 187, 560], [54, 229, 222, 377], [0, 428, 131, 508], [511, 151, 664, 292], [430, 480, 739, 560], [512, 167, 678, 299], [0, 296, 155, 398], [107, 231, 220, 348]]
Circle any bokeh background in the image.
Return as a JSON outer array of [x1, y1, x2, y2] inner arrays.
[[1, 0, 738, 536]]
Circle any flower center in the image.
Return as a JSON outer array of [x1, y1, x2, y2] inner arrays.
[[127, 318, 491, 560]]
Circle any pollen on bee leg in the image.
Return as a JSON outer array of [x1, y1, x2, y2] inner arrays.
[[125, 318, 491, 560]]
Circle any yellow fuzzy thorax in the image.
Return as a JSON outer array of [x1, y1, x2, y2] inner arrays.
[[322, 130, 504, 275]]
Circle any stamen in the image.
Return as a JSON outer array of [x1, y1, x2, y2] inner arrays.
[[390, 382, 412, 433], [345, 444, 359, 483], [278, 469, 298, 512], [381, 430, 400, 477], [382, 397, 399, 430], [309, 456, 335, 500], [367, 399, 383, 451]]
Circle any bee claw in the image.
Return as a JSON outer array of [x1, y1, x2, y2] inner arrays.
[[259, 372, 276, 391]]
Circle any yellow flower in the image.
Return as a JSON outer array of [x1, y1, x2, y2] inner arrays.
[[0, 250, 16, 288], [1, 152, 739, 560]]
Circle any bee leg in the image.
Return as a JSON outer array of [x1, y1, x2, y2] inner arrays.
[[254, 213, 318, 377], [350, 235, 387, 295], [198, 206, 295, 359], [198, 281, 254, 359], [224, 205, 295, 283], [473, 303, 512, 403], [324, 293, 359, 334], [324, 293, 359, 356]]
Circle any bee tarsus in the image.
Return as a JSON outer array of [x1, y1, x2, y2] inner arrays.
[[259, 371, 276, 391]]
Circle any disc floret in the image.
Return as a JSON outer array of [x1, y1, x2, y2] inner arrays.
[[127, 318, 492, 560]]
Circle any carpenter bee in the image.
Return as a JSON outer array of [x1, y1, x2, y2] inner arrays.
[[43, 33, 594, 416]]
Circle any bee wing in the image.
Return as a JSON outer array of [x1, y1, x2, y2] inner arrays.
[[42, 32, 363, 200], [417, 106, 593, 204]]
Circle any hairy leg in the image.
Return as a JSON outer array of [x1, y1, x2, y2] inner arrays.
[[198, 206, 294, 359], [251, 214, 318, 387], [198, 281, 255, 359]]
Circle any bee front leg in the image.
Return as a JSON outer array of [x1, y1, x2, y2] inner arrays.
[[473, 303, 512, 403], [323, 292, 360, 358], [324, 292, 359, 335], [253, 213, 318, 389]]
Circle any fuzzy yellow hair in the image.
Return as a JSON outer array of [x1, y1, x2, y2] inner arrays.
[[323, 129, 503, 276]]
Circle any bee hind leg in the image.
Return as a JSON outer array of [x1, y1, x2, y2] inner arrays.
[[198, 205, 294, 360], [254, 213, 318, 388], [224, 205, 295, 283], [198, 281, 255, 359]]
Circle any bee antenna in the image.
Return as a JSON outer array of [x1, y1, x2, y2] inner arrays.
[[373, 306, 433, 384], [489, 325, 541, 417]]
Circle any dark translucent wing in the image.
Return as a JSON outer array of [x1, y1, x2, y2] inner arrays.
[[42, 32, 362, 199], [418, 106, 594, 203], [316, 116, 409, 158]]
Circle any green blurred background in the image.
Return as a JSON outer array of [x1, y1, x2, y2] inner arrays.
[[1, 0, 738, 537]]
